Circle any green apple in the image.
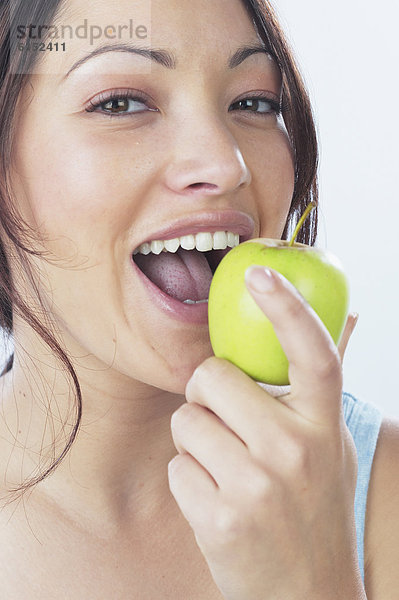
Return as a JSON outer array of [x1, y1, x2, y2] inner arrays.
[[208, 204, 350, 386]]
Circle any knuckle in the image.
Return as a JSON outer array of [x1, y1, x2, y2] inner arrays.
[[272, 430, 313, 482], [285, 292, 304, 321], [213, 503, 242, 543], [193, 356, 226, 381], [243, 465, 272, 502], [315, 347, 342, 381], [187, 357, 229, 398], [168, 453, 186, 476], [171, 402, 198, 429], [285, 439, 311, 477]]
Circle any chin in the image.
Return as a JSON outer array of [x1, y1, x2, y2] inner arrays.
[[158, 344, 215, 395]]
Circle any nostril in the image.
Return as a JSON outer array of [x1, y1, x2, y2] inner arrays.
[[188, 182, 218, 191]]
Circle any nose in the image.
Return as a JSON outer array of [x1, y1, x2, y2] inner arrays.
[[163, 112, 252, 198]]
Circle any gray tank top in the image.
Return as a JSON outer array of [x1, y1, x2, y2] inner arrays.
[[342, 391, 383, 583]]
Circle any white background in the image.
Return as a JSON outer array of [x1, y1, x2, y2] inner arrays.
[[1, 0, 398, 418], [273, 0, 399, 418]]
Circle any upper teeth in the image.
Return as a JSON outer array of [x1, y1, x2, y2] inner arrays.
[[133, 231, 240, 255]]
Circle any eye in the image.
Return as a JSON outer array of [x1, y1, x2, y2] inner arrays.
[[85, 89, 287, 119], [85, 89, 157, 118], [229, 94, 283, 117]]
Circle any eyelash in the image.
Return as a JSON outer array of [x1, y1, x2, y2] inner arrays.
[[85, 89, 286, 119]]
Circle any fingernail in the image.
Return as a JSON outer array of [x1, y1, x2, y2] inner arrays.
[[352, 312, 359, 325], [246, 266, 276, 293]]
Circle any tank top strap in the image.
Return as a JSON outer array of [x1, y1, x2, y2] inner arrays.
[[342, 391, 383, 583]]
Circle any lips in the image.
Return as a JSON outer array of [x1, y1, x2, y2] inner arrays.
[[131, 209, 256, 253]]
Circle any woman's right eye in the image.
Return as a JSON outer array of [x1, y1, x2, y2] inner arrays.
[[86, 90, 157, 118]]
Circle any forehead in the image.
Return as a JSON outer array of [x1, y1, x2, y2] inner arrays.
[[57, 0, 258, 38], [25, 0, 282, 85], [51, 0, 264, 65]]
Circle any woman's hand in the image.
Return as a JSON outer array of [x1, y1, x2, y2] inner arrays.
[[168, 266, 363, 600]]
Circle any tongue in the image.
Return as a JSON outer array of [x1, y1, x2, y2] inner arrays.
[[134, 247, 213, 302]]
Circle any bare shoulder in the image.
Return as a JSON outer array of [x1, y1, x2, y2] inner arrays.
[[364, 416, 399, 598]]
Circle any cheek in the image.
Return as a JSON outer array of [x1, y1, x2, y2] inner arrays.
[[249, 124, 295, 233], [267, 126, 295, 205], [11, 126, 149, 256]]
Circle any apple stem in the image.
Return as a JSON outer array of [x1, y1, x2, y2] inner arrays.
[[288, 201, 317, 246]]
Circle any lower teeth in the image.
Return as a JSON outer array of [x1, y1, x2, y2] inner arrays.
[[183, 299, 208, 304]]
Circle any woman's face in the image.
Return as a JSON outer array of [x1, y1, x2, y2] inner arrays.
[[9, 0, 295, 394]]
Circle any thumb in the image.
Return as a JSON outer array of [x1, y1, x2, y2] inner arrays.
[[338, 312, 359, 364]]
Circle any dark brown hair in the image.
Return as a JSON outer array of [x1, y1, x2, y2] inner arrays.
[[0, 0, 318, 497]]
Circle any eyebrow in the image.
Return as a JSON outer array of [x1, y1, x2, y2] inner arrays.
[[62, 42, 274, 80]]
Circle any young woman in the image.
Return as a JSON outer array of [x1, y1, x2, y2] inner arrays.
[[0, 0, 397, 598]]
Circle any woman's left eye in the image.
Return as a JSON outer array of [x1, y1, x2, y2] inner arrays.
[[229, 96, 282, 117]]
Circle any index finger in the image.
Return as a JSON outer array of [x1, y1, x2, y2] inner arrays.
[[245, 265, 343, 425]]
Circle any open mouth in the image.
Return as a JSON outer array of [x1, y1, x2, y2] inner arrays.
[[132, 231, 239, 304]]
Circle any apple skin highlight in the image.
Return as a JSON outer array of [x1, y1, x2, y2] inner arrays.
[[208, 238, 350, 386]]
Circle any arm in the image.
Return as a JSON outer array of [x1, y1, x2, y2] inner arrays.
[[364, 416, 399, 599]]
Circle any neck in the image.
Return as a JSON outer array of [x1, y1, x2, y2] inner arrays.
[[0, 320, 186, 530]]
